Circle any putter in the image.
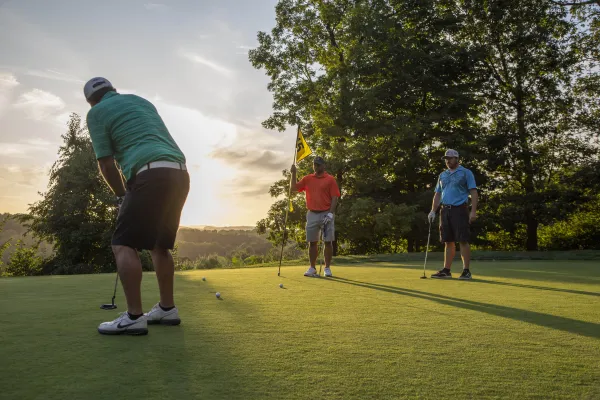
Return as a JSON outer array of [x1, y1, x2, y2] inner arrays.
[[318, 220, 329, 277], [421, 221, 432, 279], [100, 272, 119, 310]]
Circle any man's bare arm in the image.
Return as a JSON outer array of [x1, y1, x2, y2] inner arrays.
[[97, 156, 126, 197], [329, 196, 338, 214], [469, 188, 478, 223], [431, 192, 441, 212]]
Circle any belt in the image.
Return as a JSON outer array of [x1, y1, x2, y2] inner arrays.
[[309, 209, 329, 213], [137, 161, 187, 175], [441, 203, 467, 209]]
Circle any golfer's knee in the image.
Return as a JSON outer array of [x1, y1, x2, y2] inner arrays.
[[112, 245, 134, 257], [445, 242, 455, 248], [324, 241, 333, 247], [309, 242, 318, 248], [151, 247, 170, 258], [459, 242, 469, 248]]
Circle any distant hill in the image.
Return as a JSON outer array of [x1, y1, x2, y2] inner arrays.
[[184, 225, 255, 231]]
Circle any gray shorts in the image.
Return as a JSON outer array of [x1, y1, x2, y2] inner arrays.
[[306, 211, 335, 242]]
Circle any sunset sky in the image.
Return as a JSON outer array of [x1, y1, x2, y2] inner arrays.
[[0, 0, 296, 227]]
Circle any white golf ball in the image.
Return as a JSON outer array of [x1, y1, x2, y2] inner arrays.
[[202, 277, 206, 281], [216, 292, 221, 299], [279, 283, 284, 288]]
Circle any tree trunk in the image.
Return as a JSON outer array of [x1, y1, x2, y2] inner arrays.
[[407, 237, 415, 253], [516, 86, 538, 251]]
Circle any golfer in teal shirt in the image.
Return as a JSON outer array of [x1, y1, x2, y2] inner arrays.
[[428, 149, 478, 280], [84, 77, 189, 336]]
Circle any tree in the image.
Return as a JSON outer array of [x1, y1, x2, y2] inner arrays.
[[459, 0, 594, 250], [250, 0, 484, 252], [22, 114, 118, 273], [5, 240, 43, 277]]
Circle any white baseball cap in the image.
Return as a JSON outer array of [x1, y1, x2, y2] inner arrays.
[[441, 149, 459, 159], [83, 77, 114, 100]]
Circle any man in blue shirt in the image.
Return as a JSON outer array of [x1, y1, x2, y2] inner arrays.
[[428, 149, 478, 279]]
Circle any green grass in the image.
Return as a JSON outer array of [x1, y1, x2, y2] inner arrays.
[[1, 259, 599, 399]]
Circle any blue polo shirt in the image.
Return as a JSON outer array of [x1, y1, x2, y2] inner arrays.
[[86, 91, 186, 181], [435, 165, 477, 206]]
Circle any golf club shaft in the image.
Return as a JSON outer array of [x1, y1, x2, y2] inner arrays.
[[423, 222, 432, 276], [111, 271, 119, 304]]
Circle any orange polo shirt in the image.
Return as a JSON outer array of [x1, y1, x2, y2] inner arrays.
[[296, 172, 340, 211]]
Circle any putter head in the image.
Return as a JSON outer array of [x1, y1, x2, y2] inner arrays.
[[100, 304, 117, 310], [420, 276, 427, 279]]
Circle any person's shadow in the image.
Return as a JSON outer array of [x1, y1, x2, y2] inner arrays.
[[329, 277, 600, 339]]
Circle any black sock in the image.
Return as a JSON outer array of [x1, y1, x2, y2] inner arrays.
[[463, 268, 470, 272], [159, 304, 175, 312], [127, 312, 143, 320], [443, 268, 451, 272]]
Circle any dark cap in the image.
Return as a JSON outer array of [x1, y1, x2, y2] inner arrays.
[[313, 156, 326, 165]]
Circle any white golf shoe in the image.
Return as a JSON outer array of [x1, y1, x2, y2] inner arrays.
[[324, 267, 333, 277], [145, 303, 181, 326], [304, 267, 319, 277], [98, 312, 148, 336]]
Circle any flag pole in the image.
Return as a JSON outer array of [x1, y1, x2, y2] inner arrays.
[[278, 126, 299, 276]]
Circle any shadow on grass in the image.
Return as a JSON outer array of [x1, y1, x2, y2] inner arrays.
[[471, 279, 600, 297], [329, 277, 600, 339], [337, 261, 600, 286]]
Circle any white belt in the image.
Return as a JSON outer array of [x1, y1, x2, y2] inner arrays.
[[137, 161, 187, 175]]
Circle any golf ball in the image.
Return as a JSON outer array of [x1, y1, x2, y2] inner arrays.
[[279, 283, 284, 288], [202, 277, 206, 281], [216, 292, 221, 299]]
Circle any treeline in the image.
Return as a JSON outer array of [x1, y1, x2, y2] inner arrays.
[[251, 0, 600, 254], [0, 214, 300, 276]]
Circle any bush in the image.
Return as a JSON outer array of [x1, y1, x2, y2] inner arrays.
[[4, 240, 43, 277]]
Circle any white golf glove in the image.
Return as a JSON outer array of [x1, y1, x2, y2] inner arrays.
[[323, 212, 334, 225], [427, 210, 436, 223]]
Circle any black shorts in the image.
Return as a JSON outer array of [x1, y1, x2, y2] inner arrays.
[[112, 167, 190, 250], [439, 205, 470, 243]]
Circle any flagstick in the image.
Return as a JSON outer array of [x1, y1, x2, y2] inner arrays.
[[278, 127, 299, 276]]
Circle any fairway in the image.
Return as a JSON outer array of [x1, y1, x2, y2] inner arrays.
[[1, 260, 599, 399]]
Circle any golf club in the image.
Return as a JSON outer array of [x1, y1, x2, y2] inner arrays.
[[421, 221, 432, 279], [100, 271, 119, 310], [318, 220, 330, 277]]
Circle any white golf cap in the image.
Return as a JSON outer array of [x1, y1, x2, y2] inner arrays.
[[83, 77, 114, 100], [442, 149, 459, 159]]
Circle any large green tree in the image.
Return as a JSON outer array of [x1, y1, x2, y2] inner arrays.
[[23, 114, 118, 273], [250, 0, 484, 253], [460, 0, 597, 250]]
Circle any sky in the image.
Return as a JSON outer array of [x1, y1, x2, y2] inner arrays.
[[0, 0, 296, 227]]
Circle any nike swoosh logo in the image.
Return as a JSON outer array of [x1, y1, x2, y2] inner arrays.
[[117, 321, 139, 329]]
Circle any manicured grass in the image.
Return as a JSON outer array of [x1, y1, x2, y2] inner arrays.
[[0, 260, 598, 399]]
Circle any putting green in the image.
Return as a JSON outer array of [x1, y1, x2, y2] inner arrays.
[[1, 260, 598, 399]]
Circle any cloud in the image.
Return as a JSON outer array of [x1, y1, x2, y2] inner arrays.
[[144, 3, 170, 11], [210, 148, 288, 171], [0, 139, 56, 158], [25, 69, 84, 84], [13, 89, 65, 121], [0, 164, 47, 188], [0, 164, 49, 213], [0, 72, 19, 118], [180, 51, 234, 77]]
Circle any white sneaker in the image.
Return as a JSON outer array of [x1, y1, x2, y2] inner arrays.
[[145, 303, 181, 326], [324, 267, 333, 277], [98, 312, 148, 336], [304, 267, 319, 277]]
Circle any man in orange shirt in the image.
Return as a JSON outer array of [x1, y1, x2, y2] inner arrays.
[[291, 156, 341, 277]]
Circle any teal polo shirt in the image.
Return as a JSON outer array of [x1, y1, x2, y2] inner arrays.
[[435, 165, 477, 206], [86, 91, 186, 181]]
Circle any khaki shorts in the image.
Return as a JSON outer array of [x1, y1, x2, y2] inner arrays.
[[306, 211, 335, 242]]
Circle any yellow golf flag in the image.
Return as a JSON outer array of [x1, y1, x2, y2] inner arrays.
[[295, 129, 312, 162], [289, 199, 294, 212]]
